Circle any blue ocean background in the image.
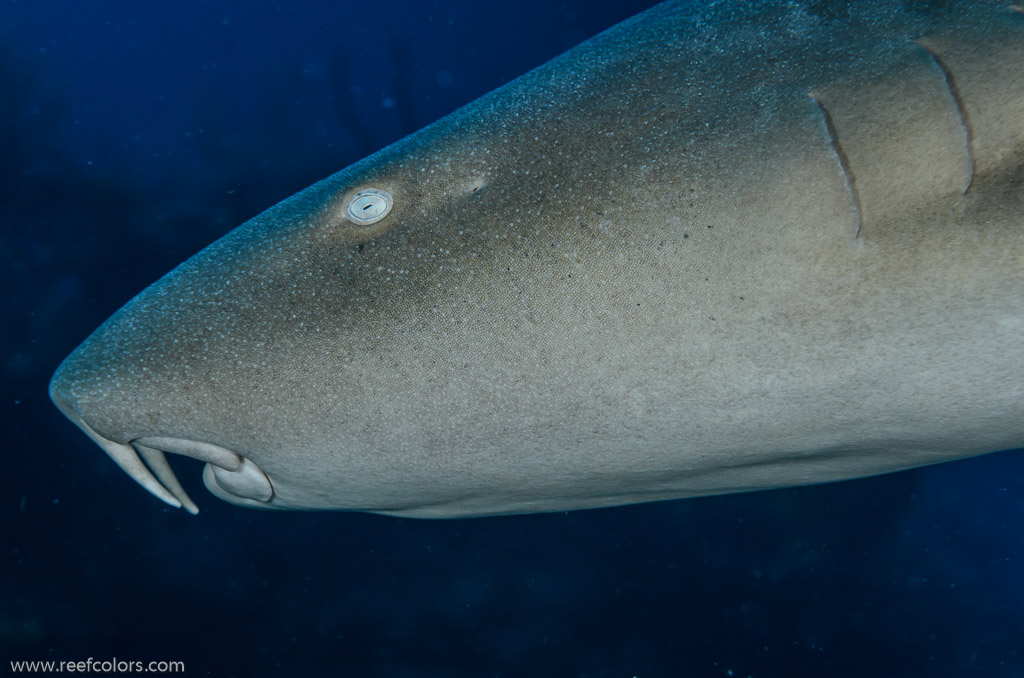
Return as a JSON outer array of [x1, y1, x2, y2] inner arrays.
[[3, 0, 1023, 675]]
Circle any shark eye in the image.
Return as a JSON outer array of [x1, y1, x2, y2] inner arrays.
[[346, 188, 393, 225]]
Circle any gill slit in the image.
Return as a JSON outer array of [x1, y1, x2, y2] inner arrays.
[[809, 93, 863, 240]]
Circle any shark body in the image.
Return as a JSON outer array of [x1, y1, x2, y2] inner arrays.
[[50, 0, 1024, 516]]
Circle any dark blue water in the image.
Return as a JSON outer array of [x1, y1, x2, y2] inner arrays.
[[3, 1, 1023, 676]]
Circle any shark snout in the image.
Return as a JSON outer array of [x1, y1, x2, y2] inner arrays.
[[49, 366, 274, 513]]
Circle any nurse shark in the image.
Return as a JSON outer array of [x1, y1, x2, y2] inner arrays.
[[50, 0, 1024, 516]]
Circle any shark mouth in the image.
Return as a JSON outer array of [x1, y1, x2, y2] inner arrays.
[[61, 409, 273, 514]]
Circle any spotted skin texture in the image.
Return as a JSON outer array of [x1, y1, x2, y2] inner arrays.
[[50, 0, 1024, 517]]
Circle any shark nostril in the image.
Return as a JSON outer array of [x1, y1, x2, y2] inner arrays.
[[133, 436, 273, 506], [51, 413, 187, 511], [49, 360, 191, 511], [133, 436, 242, 471]]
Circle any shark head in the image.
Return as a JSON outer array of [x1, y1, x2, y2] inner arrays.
[[50, 0, 1024, 517]]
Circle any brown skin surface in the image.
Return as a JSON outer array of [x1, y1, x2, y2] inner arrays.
[[51, 0, 1024, 516]]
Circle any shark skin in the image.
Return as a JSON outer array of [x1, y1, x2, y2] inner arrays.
[[49, 0, 1024, 517]]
